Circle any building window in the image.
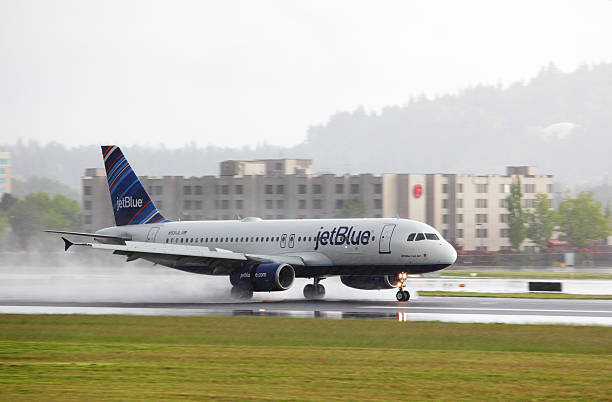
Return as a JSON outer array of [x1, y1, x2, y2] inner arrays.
[[499, 198, 508, 208], [184, 200, 192, 210], [456, 214, 463, 223], [476, 228, 488, 238], [335, 199, 344, 209], [500, 228, 510, 238], [0, 168, 5, 174], [221, 200, 229, 209], [265, 200, 273, 209], [84, 186, 92, 196], [456, 229, 463, 238], [374, 199, 382, 209], [457, 183, 463, 193], [84, 215, 92, 224], [500, 184, 510, 193], [265, 185, 273, 194], [236, 200, 243, 209], [524, 184, 535, 193], [442, 229, 448, 238], [156, 200, 163, 209], [313, 199, 322, 209], [476, 214, 488, 224], [500, 214, 508, 223], [195, 200, 203, 210], [235, 185, 243, 195], [276, 185, 284, 194], [547, 184, 553, 193], [298, 200, 306, 209], [442, 183, 448, 193], [84, 200, 92, 210], [475, 184, 488, 193], [313, 184, 322, 194], [350, 184, 359, 194], [374, 183, 382, 194], [0, 178, 5, 184], [524, 199, 535, 208], [457, 199, 463, 208], [184, 186, 192, 195], [442, 214, 448, 224], [442, 199, 448, 209], [221, 185, 229, 195], [195, 186, 203, 195], [275, 162, 283, 171], [298, 184, 307, 194], [475, 199, 488, 208], [276, 200, 285, 209], [475, 246, 488, 251], [335, 184, 344, 194], [0, 159, 8, 165]]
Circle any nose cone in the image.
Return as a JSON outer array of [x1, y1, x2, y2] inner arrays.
[[444, 242, 458, 265]]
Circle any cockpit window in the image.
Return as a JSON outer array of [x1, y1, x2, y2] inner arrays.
[[425, 233, 439, 240], [407, 233, 416, 241], [415, 233, 425, 241]]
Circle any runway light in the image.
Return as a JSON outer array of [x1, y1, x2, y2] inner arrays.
[[459, 284, 465, 288]]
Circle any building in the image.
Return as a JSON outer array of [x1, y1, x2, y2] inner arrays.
[[82, 161, 553, 251], [0, 152, 11, 196]]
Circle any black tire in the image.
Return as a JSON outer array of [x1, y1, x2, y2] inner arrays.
[[231, 286, 253, 300], [303, 284, 316, 299], [396, 290, 405, 301], [315, 284, 326, 299], [403, 290, 410, 301]]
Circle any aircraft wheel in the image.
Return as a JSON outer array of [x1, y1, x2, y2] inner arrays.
[[303, 284, 316, 299], [403, 290, 410, 301], [315, 284, 326, 299], [231, 286, 253, 300], [396, 290, 405, 301]]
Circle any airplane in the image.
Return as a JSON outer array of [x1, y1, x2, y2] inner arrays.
[[46, 146, 457, 301]]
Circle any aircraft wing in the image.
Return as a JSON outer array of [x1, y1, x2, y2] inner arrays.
[[63, 238, 305, 269]]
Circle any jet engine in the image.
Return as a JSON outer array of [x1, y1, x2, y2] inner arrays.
[[340, 275, 399, 290], [230, 263, 295, 292]]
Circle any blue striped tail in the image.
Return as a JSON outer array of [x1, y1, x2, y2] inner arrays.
[[101, 145, 169, 226]]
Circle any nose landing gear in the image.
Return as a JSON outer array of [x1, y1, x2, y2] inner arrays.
[[304, 277, 325, 300], [395, 272, 410, 302]]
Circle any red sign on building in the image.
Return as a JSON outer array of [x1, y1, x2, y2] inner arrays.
[[413, 184, 423, 198]]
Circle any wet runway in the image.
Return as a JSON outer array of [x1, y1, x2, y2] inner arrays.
[[1, 297, 611, 326]]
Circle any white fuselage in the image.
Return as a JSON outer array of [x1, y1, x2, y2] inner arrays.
[[96, 217, 457, 277]]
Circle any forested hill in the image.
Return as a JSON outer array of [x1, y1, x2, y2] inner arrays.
[[3, 63, 612, 188]]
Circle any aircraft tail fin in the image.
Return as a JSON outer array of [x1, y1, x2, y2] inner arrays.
[[101, 145, 169, 226]]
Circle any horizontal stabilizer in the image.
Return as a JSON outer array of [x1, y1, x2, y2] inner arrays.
[[62, 237, 73, 251], [44, 230, 128, 240]]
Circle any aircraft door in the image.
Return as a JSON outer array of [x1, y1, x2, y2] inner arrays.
[[147, 227, 160, 242], [379, 224, 396, 254], [288, 234, 295, 248], [280, 234, 287, 248]]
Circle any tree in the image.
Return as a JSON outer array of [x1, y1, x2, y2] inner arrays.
[[506, 177, 527, 250], [8, 192, 81, 249], [557, 191, 611, 247], [338, 198, 365, 218], [526, 193, 556, 249]]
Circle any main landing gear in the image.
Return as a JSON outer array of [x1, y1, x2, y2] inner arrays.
[[395, 272, 410, 302], [304, 277, 325, 300], [230, 285, 253, 300]]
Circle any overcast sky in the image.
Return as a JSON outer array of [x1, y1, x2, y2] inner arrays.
[[1, 0, 612, 148]]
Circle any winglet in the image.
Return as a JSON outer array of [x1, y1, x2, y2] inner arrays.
[[62, 237, 73, 251]]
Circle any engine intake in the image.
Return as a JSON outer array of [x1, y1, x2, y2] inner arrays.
[[230, 263, 295, 292], [340, 275, 398, 290]]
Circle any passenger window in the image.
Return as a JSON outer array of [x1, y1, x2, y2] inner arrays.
[[407, 233, 416, 241], [415, 233, 425, 241], [425, 233, 439, 240]]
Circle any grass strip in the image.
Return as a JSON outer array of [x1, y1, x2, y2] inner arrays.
[[0, 314, 610, 401], [417, 291, 612, 299]]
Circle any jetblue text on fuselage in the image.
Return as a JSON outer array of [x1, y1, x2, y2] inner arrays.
[[314, 226, 372, 250], [116, 196, 143, 212]]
